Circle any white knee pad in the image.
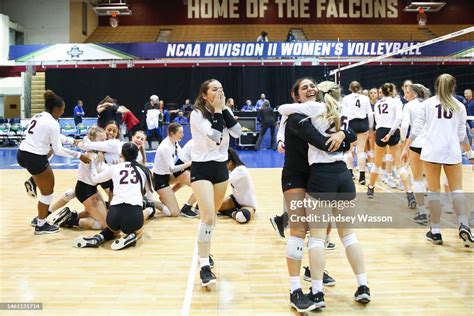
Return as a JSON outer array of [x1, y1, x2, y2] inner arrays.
[[426, 191, 441, 202], [368, 150, 375, 158], [398, 167, 408, 177], [91, 220, 102, 230], [412, 180, 426, 193], [357, 152, 367, 160], [451, 190, 465, 202], [384, 154, 393, 162], [371, 165, 380, 174], [307, 237, 325, 251], [286, 236, 304, 261], [341, 233, 359, 248], [197, 222, 214, 243], [62, 189, 75, 202], [38, 194, 54, 205]]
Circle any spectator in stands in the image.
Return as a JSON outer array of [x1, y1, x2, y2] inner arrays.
[[174, 111, 189, 125], [465, 89, 474, 128], [121, 106, 141, 139], [226, 98, 236, 111], [255, 93, 269, 111], [255, 101, 276, 151], [286, 30, 296, 42], [73, 100, 85, 126], [142, 95, 159, 131], [400, 80, 412, 105], [257, 31, 268, 42], [182, 98, 193, 115], [241, 100, 256, 112], [159, 100, 170, 123], [97, 96, 125, 129]]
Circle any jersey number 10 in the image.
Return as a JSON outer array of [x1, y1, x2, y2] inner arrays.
[[436, 104, 453, 119]]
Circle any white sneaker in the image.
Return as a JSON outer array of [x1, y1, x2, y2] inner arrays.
[[111, 233, 137, 250], [470, 211, 474, 227], [387, 178, 397, 189]]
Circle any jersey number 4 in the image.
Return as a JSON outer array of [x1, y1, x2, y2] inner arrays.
[[119, 169, 139, 184], [436, 104, 453, 119]]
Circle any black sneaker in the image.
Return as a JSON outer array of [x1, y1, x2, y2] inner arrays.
[[407, 192, 417, 209], [61, 210, 79, 228], [367, 186, 374, 199], [413, 212, 429, 226], [459, 224, 474, 247], [290, 288, 317, 312], [24, 178, 37, 198], [181, 204, 199, 218], [111, 233, 137, 250], [354, 285, 371, 303], [303, 267, 336, 287], [49, 207, 73, 226], [359, 172, 366, 185], [209, 254, 215, 269], [307, 288, 326, 308], [34, 222, 59, 235], [143, 198, 156, 218], [200, 265, 217, 287], [426, 230, 443, 245], [145, 205, 156, 219], [74, 234, 104, 248], [270, 214, 285, 238], [325, 240, 336, 250], [30, 216, 38, 227]]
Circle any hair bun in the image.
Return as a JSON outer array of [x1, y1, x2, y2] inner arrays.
[[43, 90, 56, 101]]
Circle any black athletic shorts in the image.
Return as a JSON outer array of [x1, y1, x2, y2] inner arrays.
[[107, 203, 144, 234], [100, 179, 114, 191], [375, 128, 401, 147], [348, 117, 369, 134], [153, 173, 170, 190], [191, 161, 229, 184], [75, 181, 97, 203], [281, 169, 309, 192], [173, 159, 190, 178], [306, 161, 356, 202], [409, 146, 422, 155], [17, 150, 49, 175]]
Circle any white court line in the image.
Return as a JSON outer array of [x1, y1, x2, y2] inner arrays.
[[181, 240, 198, 316], [372, 181, 457, 228]]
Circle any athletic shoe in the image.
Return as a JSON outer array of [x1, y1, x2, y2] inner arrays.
[[387, 178, 397, 189], [406, 192, 417, 209], [359, 172, 366, 185], [325, 240, 336, 250], [200, 265, 217, 287], [145, 205, 156, 219], [209, 254, 215, 269], [367, 186, 374, 199], [24, 178, 37, 198], [49, 207, 73, 226], [303, 267, 336, 286], [459, 224, 474, 247], [30, 216, 38, 227], [74, 234, 104, 248], [381, 174, 388, 184], [289, 289, 317, 313], [359, 178, 366, 185], [270, 214, 286, 238], [61, 210, 79, 228], [470, 211, 474, 227], [354, 285, 371, 303], [425, 230, 443, 245], [307, 288, 326, 308], [180, 204, 199, 218], [413, 212, 429, 226], [34, 222, 59, 235], [111, 233, 137, 250]]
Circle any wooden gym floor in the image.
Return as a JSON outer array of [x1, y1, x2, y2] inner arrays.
[[0, 167, 472, 315]]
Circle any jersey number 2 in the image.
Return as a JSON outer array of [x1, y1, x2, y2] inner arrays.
[[119, 170, 139, 184], [27, 120, 37, 134]]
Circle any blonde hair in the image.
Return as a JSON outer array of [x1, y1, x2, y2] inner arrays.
[[132, 130, 147, 165], [435, 73, 460, 112], [315, 81, 342, 131], [87, 126, 106, 141], [349, 81, 362, 93], [409, 83, 431, 101]]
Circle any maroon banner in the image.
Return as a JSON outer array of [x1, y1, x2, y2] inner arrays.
[[99, 0, 474, 26]]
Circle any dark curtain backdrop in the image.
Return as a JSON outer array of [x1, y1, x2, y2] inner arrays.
[[46, 65, 473, 119]]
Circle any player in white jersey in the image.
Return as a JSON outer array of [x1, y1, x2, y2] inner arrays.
[[151, 123, 198, 218], [278, 81, 370, 308], [190, 79, 242, 288], [401, 74, 474, 246], [217, 148, 256, 224], [75, 142, 155, 250], [16, 90, 90, 235], [366, 88, 378, 169], [400, 84, 431, 225], [341, 81, 374, 185], [367, 83, 416, 209]]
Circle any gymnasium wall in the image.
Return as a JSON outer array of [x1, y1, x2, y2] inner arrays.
[[98, 0, 474, 26], [0, 0, 69, 44], [45, 65, 474, 119], [69, 1, 98, 43]]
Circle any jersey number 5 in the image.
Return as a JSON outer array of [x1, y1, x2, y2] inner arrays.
[[119, 170, 139, 184]]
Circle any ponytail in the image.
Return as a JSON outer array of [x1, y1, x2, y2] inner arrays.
[[313, 81, 342, 131], [435, 73, 460, 113]]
